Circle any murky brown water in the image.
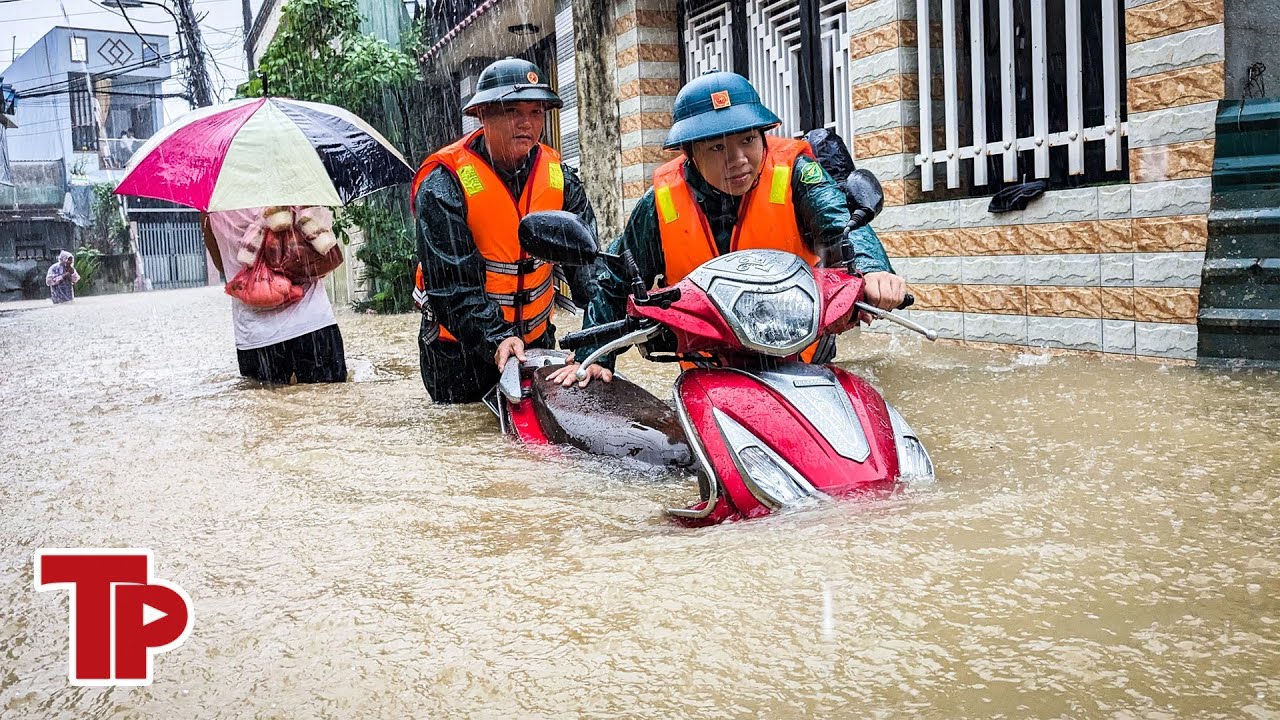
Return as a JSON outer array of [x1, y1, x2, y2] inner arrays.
[[1, 287, 1277, 719]]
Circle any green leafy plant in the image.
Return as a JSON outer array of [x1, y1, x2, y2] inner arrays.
[[340, 194, 416, 314], [73, 245, 102, 295], [90, 183, 130, 254]]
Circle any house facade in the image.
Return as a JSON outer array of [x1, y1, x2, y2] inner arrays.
[[3, 27, 171, 182], [1, 26, 175, 282]]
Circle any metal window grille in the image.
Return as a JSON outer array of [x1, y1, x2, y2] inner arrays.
[[685, 2, 734, 77], [682, 0, 856, 144], [554, 0, 580, 167], [818, 0, 855, 145], [68, 73, 97, 152], [915, 0, 1127, 191], [747, 0, 804, 138], [136, 219, 208, 289]]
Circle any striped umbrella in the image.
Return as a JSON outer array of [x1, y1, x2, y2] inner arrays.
[[115, 97, 414, 211]]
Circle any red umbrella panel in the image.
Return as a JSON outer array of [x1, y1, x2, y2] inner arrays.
[[115, 97, 414, 212]]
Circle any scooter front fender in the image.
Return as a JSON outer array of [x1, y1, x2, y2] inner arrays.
[[670, 363, 901, 525]]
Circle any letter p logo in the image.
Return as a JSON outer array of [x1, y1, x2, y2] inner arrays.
[[35, 549, 193, 686]]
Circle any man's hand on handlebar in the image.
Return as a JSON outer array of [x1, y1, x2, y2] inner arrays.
[[859, 271, 908, 325], [546, 357, 614, 388]]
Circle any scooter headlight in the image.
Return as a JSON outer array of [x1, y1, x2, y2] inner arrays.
[[886, 404, 934, 481], [714, 409, 822, 509], [738, 446, 810, 507], [709, 283, 819, 355]]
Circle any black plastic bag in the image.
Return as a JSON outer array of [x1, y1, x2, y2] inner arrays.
[[805, 128, 856, 184]]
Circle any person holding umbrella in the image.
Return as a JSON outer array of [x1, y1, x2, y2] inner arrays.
[[114, 96, 415, 385], [199, 205, 346, 385], [410, 57, 598, 404]]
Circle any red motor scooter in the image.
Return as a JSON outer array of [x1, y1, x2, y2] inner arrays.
[[494, 169, 937, 526]]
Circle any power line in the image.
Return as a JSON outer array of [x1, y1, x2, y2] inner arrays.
[[14, 52, 184, 95]]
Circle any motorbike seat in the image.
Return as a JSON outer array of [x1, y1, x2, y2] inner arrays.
[[529, 365, 693, 469]]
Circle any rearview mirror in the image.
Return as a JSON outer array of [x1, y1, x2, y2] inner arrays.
[[518, 210, 598, 266], [843, 169, 884, 220]]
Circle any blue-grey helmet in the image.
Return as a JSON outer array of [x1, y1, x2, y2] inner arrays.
[[664, 71, 781, 149], [462, 57, 563, 117]]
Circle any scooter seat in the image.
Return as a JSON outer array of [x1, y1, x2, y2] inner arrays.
[[530, 366, 693, 469]]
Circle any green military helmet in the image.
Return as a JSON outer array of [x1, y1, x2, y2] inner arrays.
[[664, 71, 782, 149], [462, 57, 563, 117]]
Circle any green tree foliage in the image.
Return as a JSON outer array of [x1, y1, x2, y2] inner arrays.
[[90, 183, 130, 254], [336, 191, 416, 314], [73, 245, 102, 296], [247, 0, 417, 120]]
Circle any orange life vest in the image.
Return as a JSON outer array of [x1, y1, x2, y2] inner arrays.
[[652, 136, 823, 363], [652, 136, 817, 286], [411, 129, 565, 344]]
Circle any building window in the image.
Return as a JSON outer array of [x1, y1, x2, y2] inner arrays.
[[915, 0, 1129, 195], [70, 36, 87, 63], [15, 241, 48, 260], [68, 73, 97, 152], [681, 0, 854, 143]]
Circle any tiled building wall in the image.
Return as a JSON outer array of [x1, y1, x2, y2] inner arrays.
[[851, 0, 1226, 361], [614, 0, 680, 217], [600, 0, 1224, 361]]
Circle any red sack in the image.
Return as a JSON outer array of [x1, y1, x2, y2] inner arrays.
[[264, 226, 343, 282], [224, 251, 305, 309]]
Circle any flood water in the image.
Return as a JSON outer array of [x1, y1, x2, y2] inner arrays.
[[1, 287, 1277, 719]]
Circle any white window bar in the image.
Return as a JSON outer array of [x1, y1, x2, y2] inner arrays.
[[918, 0, 935, 191], [819, 0, 855, 145], [1101, 0, 1123, 170], [1065, 0, 1084, 174], [1030, 0, 1049, 178], [942, 0, 960, 188], [685, 2, 733, 78], [915, 0, 1128, 190], [748, 0, 804, 138], [969, 0, 988, 187], [999, 0, 1017, 182]]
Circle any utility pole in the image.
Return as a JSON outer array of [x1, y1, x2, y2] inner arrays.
[[241, 0, 255, 73], [172, 0, 215, 106]]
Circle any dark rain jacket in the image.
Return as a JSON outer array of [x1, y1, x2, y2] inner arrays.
[[578, 154, 895, 369], [414, 134, 598, 360]]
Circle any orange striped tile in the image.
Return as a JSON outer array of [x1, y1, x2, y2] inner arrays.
[[1128, 63, 1225, 114], [1130, 140, 1216, 183], [961, 284, 1028, 315], [1101, 287, 1136, 320], [1134, 287, 1200, 323], [1125, 0, 1222, 44], [1027, 286, 1103, 318], [1132, 215, 1209, 253]]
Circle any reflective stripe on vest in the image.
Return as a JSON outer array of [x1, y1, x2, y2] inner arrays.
[[652, 136, 817, 286], [410, 129, 565, 344], [413, 262, 428, 312]]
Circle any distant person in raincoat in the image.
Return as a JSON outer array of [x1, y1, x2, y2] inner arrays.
[[410, 57, 598, 404], [550, 71, 908, 387], [45, 250, 80, 304]]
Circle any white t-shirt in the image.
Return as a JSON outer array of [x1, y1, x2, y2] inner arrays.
[[208, 207, 338, 351]]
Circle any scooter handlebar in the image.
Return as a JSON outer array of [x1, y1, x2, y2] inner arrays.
[[898, 292, 915, 310], [561, 319, 636, 352]]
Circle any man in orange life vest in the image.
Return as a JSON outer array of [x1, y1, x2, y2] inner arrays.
[[550, 71, 907, 387], [412, 58, 598, 403]]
